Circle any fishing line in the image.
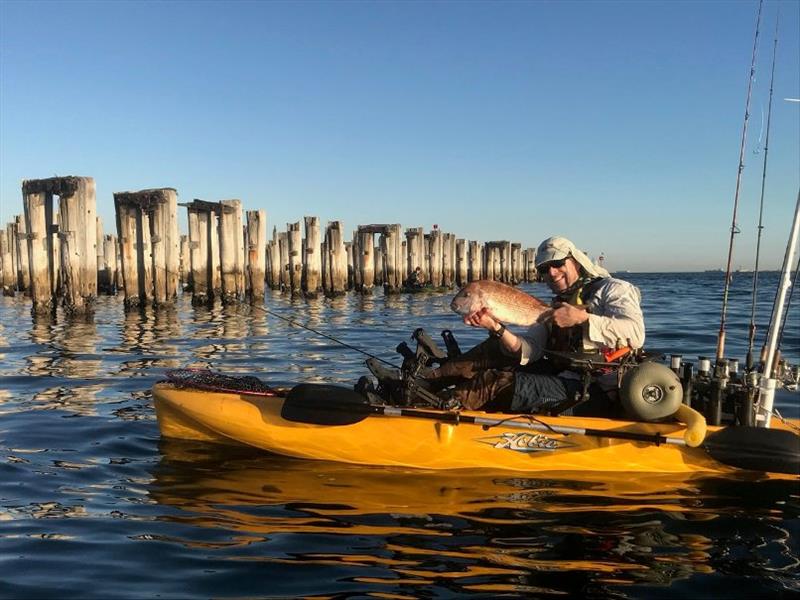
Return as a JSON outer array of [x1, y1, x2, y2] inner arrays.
[[245, 300, 402, 369], [747, 9, 780, 371]]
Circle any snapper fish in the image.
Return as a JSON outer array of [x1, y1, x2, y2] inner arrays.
[[450, 280, 550, 326]]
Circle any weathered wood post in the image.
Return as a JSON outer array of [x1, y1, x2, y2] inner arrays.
[[345, 241, 354, 290], [50, 207, 61, 296], [373, 244, 384, 287], [185, 201, 221, 301], [187, 205, 205, 300], [381, 224, 403, 293], [428, 227, 443, 287], [0, 230, 13, 295], [350, 231, 361, 290], [303, 216, 321, 297], [500, 241, 512, 283], [267, 227, 281, 290], [219, 199, 245, 303], [57, 177, 97, 312], [324, 221, 347, 295], [179, 234, 189, 289], [117, 198, 146, 306], [286, 221, 302, 296], [245, 210, 267, 300], [525, 248, 537, 282], [442, 232, 455, 289], [7, 221, 18, 291], [468, 241, 481, 282], [401, 240, 408, 284], [278, 231, 290, 291], [95, 216, 105, 291], [357, 227, 375, 293], [483, 242, 497, 281], [115, 189, 179, 306], [405, 227, 425, 287], [15, 215, 31, 293], [456, 239, 467, 287], [511, 243, 522, 284], [22, 187, 51, 310], [103, 234, 118, 293]]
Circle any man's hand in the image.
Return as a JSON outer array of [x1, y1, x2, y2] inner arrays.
[[550, 302, 589, 328], [463, 307, 499, 331]]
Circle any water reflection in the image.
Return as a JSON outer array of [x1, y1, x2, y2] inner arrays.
[[148, 441, 799, 596]]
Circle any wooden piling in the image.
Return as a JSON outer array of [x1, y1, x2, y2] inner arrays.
[[0, 230, 12, 295], [501, 241, 511, 283], [381, 224, 403, 292], [441, 232, 455, 289], [345, 241, 354, 290], [187, 207, 206, 300], [404, 227, 425, 286], [303, 216, 321, 297], [114, 197, 148, 306], [218, 199, 245, 303], [278, 231, 290, 291], [22, 190, 51, 311], [184, 201, 221, 301], [7, 221, 18, 291], [428, 228, 443, 287], [179, 234, 189, 289], [324, 221, 347, 295], [267, 229, 281, 291], [356, 227, 375, 292], [373, 244, 384, 287], [54, 177, 97, 312], [286, 221, 302, 296], [245, 210, 267, 300], [96, 216, 105, 288], [468, 241, 481, 282], [115, 188, 179, 307], [15, 215, 31, 293], [103, 234, 118, 293], [401, 240, 408, 285], [455, 239, 467, 287], [511, 243, 522, 284]]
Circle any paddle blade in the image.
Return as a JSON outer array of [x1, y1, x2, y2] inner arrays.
[[281, 384, 374, 426], [704, 426, 800, 475]]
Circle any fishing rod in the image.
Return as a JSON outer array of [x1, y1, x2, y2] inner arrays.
[[747, 9, 780, 371], [717, 0, 763, 363], [775, 255, 799, 358], [758, 189, 800, 427]]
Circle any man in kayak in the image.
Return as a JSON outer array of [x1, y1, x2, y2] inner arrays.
[[420, 236, 645, 416]]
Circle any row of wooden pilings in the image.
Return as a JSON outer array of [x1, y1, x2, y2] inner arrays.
[[2, 175, 540, 313]]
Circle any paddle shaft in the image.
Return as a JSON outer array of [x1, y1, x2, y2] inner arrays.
[[378, 406, 684, 447]]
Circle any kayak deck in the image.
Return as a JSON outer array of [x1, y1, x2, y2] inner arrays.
[[153, 382, 797, 476]]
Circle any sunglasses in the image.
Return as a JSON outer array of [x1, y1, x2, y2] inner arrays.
[[536, 257, 568, 275]]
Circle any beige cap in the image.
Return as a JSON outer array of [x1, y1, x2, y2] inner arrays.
[[535, 236, 610, 278]]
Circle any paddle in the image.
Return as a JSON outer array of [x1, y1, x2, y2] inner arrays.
[[280, 384, 800, 475]]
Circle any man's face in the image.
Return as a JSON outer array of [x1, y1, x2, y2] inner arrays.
[[541, 257, 581, 294]]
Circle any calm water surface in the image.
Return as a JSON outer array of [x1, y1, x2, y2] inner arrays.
[[0, 273, 797, 598]]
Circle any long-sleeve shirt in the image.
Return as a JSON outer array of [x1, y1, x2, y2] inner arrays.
[[518, 277, 645, 367]]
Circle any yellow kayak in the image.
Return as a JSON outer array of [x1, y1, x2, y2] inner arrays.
[[152, 380, 800, 477]]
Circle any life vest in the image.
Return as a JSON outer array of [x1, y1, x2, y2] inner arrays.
[[547, 277, 605, 355]]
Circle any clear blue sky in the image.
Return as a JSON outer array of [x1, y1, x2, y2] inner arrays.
[[1, 0, 798, 272]]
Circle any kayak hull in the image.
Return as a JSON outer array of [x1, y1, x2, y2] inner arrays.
[[152, 383, 798, 476]]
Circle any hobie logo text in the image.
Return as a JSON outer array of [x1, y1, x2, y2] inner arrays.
[[493, 432, 559, 452]]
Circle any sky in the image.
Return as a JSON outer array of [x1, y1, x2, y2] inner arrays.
[[1, 0, 798, 272]]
